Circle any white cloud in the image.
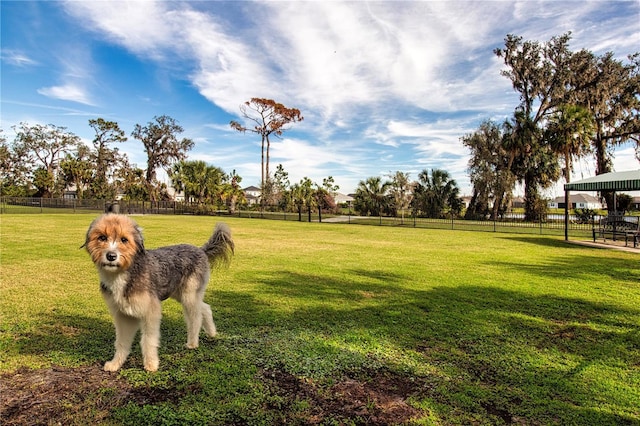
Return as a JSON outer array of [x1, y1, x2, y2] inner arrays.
[[271, 138, 344, 175], [63, 1, 277, 113], [33, 0, 640, 195], [62, 1, 177, 59], [37, 83, 95, 106], [184, 14, 278, 112], [1, 49, 38, 67], [257, 1, 513, 119], [612, 145, 640, 172], [387, 119, 470, 149]]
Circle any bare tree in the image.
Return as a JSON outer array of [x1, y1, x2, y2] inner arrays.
[[230, 98, 303, 203]]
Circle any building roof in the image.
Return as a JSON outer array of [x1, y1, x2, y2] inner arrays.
[[564, 170, 640, 192], [334, 193, 354, 203], [551, 193, 601, 203]]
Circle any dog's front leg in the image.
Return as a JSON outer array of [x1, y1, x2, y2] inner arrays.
[[105, 311, 139, 372], [140, 299, 162, 372]]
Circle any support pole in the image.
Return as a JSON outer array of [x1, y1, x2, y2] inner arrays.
[[564, 188, 570, 241]]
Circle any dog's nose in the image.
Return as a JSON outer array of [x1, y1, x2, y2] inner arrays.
[[106, 252, 118, 262]]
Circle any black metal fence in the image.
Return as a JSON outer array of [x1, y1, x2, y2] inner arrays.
[[0, 197, 220, 215], [0, 196, 601, 239]]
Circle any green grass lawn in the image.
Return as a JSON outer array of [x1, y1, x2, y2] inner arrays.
[[1, 213, 639, 425]]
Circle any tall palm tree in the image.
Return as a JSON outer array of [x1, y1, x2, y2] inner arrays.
[[506, 109, 560, 221], [546, 104, 595, 183], [220, 169, 245, 213], [413, 169, 461, 218], [354, 176, 391, 216], [170, 160, 224, 204], [388, 171, 413, 223]]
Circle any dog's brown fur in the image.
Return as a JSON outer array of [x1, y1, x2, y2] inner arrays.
[[84, 214, 234, 372]]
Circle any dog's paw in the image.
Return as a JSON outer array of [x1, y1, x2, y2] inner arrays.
[[104, 360, 121, 372], [143, 359, 159, 372], [185, 342, 199, 349]]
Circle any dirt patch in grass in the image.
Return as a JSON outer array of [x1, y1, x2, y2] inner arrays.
[[3, 364, 424, 425], [261, 368, 425, 424], [0, 364, 196, 425]]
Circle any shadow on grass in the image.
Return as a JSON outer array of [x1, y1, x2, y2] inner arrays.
[[485, 246, 640, 283], [6, 255, 639, 424], [9, 308, 215, 370], [8, 312, 114, 366], [215, 265, 640, 425], [499, 235, 576, 249]]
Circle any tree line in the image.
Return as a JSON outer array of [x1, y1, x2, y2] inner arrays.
[[2, 33, 637, 221], [351, 170, 462, 220], [464, 32, 639, 220], [349, 32, 638, 221], [0, 115, 206, 202], [0, 115, 253, 211]]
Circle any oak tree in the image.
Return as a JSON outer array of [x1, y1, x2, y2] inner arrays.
[[462, 120, 515, 220], [11, 122, 80, 197], [132, 115, 194, 201], [495, 34, 572, 220], [88, 118, 128, 199]]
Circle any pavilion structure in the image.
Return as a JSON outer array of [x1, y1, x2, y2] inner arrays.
[[563, 169, 640, 240]]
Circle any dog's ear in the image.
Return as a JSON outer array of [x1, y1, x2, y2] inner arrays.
[[81, 217, 99, 249], [134, 224, 145, 253]]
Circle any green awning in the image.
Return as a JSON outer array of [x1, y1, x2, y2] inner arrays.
[[564, 170, 640, 192]]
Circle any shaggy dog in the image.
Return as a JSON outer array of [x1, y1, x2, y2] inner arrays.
[[83, 214, 234, 372]]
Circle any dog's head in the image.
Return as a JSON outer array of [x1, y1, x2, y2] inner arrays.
[[83, 214, 144, 272]]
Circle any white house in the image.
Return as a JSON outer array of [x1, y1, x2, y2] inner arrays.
[[548, 193, 603, 209], [243, 186, 261, 205], [333, 192, 354, 205]]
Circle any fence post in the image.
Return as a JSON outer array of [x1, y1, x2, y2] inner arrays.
[[540, 214, 543, 234]]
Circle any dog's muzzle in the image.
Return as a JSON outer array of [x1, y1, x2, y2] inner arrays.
[[102, 251, 120, 269]]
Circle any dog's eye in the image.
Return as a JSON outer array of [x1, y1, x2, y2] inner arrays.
[[121, 237, 129, 244], [98, 235, 108, 242]]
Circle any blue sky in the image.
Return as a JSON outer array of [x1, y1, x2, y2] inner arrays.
[[1, 1, 639, 195]]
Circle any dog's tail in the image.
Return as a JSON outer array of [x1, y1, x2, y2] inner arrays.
[[202, 223, 234, 267]]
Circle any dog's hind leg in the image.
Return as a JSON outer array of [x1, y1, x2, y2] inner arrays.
[[140, 299, 162, 372], [104, 311, 138, 372], [182, 294, 204, 349], [201, 302, 217, 337]]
